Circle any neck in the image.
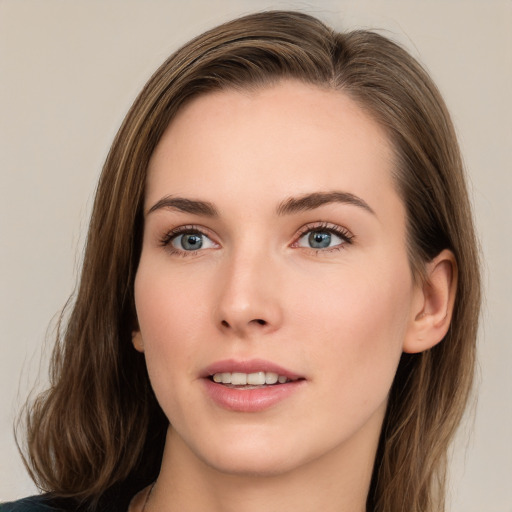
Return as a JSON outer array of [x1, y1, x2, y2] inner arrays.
[[146, 413, 383, 512]]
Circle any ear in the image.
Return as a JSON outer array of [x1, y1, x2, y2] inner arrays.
[[132, 330, 145, 353], [403, 249, 458, 354]]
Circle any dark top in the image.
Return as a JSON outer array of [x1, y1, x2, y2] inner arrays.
[[0, 496, 67, 512], [0, 473, 154, 511], [0, 491, 134, 512]]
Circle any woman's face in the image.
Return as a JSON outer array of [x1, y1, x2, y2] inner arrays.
[[134, 81, 422, 477]]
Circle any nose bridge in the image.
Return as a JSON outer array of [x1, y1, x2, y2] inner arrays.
[[215, 239, 282, 335]]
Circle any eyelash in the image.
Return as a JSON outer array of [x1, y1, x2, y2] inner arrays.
[[158, 224, 213, 257], [293, 222, 354, 253], [158, 222, 354, 256]]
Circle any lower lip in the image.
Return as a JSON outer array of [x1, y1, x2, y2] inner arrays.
[[203, 378, 305, 412]]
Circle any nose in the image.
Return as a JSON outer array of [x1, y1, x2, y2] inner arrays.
[[214, 248, 284, 338]]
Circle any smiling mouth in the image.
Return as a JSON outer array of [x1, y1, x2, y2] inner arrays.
[[210, 371, 302, 388], [204, 366, 306, 411]]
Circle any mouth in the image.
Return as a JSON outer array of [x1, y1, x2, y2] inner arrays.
[[202, 359, 306, 412], [209, 371, 302, 389]]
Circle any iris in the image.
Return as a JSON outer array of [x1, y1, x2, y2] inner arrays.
[[179, 233, 203, 250], [308, 231, 332, 249]]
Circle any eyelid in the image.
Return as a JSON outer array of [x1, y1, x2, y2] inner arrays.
[[291, 221, 354, 249], [159, 224, 220, 253]]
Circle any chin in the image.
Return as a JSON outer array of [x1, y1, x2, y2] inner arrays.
[[188, 427, 309, 477], [202, 448, 303, 478]]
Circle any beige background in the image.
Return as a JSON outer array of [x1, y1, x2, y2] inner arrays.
[[1, 0, 511, 510]]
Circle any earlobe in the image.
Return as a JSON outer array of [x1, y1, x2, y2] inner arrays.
[[403, 249, 458, 354], [132, 330, 145, 353]]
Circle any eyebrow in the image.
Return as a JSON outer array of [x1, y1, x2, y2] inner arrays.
[[146, 191, 374, 218], [147, 196, 219, 217], [276, 191, 375, 216]]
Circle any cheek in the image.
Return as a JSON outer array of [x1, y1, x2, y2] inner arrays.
[[300, 261, 413, 394], [135, 259, 212, 338], [133, 265, 211, 393]]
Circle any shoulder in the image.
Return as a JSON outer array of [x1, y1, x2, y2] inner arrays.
[[0, 495, 63, 512], [1, 482, 141, 512]]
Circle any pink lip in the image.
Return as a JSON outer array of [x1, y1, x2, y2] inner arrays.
[[201, 359, 306, 413]]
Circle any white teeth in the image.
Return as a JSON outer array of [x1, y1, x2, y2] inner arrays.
[[231, 372, 247, 385], [211, 371, 293, 385], [247, 372, 266, 385], [265, 372, 279, 384]]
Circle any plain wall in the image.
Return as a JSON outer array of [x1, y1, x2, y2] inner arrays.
[[1, 1, 511, 510]]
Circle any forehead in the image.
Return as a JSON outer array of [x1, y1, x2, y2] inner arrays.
[[146, 80, 398, 218]]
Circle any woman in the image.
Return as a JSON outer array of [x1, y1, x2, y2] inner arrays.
[[2, 10, 480, 512]]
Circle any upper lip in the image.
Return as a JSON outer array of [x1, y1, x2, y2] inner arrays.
[[202, 358, 303, 380]]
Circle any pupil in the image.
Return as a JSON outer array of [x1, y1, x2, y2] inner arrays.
[[182, 234, 202, 250], [309, 231, 331, 248]]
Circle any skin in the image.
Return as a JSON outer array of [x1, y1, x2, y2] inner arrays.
[[132, 80, 455, 512]]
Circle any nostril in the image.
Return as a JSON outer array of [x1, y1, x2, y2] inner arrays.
[[219, 318, 268, 329]]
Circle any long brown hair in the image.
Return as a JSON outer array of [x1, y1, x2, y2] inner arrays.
[[20, 11, 480, 512]]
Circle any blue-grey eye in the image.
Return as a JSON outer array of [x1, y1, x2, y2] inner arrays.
[[298, 230, 344, 249], [309, 231, 331, 248], [171, 232, 215, 251]]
